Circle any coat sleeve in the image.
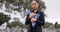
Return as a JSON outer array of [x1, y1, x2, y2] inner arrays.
[[36, 11, 45, 26], [25, 14, 31, 25]]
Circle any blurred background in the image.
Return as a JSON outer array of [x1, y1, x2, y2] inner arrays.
[[0, 0, 60, 32]]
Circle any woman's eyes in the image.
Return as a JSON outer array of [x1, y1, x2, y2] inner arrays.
[[32, 3, 36, 5]]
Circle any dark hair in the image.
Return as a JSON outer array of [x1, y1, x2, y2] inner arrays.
[[34, 0, 39, 4]]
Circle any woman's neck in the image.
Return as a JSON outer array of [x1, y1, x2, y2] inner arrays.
[[34, 9, 38, 12]]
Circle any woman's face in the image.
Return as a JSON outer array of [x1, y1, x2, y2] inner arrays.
[[31, 1, 39, 10]]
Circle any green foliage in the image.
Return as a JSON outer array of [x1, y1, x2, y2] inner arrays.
[[7, 22, 12, 28], [0, 13, 10, 25], [54, 22, 60, 28], [0, 0, 46, 12], [0, 0, 4, 2], [43, 22, 60, 28], [44, 22, 53, 28], [7, 21, 27, 28], [39, 0, 46, 10]]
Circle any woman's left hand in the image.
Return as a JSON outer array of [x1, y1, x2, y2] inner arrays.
[[31, 18, 37, 22]]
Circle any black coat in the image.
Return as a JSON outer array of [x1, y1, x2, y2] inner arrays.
[[25, 10, 45, 32]]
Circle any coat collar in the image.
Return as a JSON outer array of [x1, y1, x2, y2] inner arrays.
[[30, 9, 40, 13]]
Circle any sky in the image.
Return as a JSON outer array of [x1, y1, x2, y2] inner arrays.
[[42, 0, 60, 24]]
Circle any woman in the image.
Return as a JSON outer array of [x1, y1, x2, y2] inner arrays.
[[25, 0, 45, 32]]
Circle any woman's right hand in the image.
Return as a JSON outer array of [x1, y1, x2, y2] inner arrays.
[[29, 13, 36, 18]]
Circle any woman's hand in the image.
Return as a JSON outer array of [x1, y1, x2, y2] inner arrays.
[[31, 18, 37, 22], [29, 13, 36, 18]]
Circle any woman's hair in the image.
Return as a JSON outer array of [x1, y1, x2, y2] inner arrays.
[[33, 0, 39, 4]]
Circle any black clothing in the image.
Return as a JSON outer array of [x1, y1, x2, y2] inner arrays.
[[25, 10, 45, 32]]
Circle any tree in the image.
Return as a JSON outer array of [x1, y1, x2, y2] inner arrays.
[[7, 21, 27, 28], [44, 22, 53, 28], [0, 13, 10, 25], [54, 22, 60, 28], [0, 0, 46, 12]]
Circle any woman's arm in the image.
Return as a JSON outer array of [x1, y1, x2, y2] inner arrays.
[[25, 13, 36, 25], [36, 11, 45, 26], [25, 14, 31, 25]]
